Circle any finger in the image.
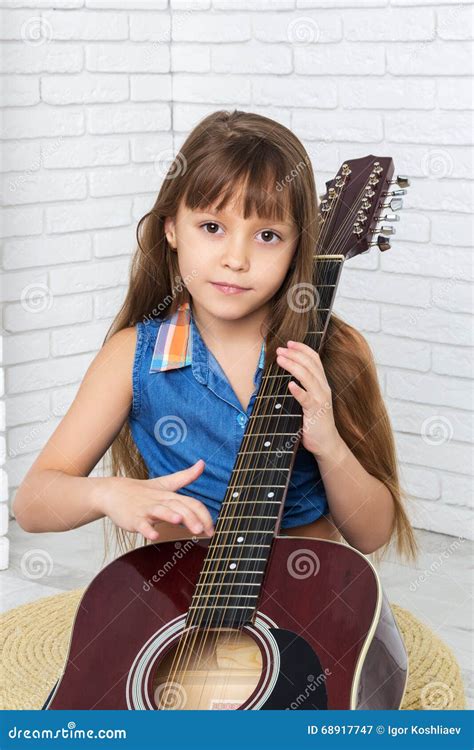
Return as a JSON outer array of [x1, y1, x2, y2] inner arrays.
[[286, 342, 329, 384], [276, 353, 317, 392], [172, 494, 214, 532], [136, 519, 160, 542], [278, 344, 324, 382], [288, 380, 311, 407], [149, 459, 206, 492], [148, 503, 183, 525], [160, 498, 208, 535]]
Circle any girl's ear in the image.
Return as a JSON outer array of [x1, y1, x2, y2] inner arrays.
[[164, 216, 177, 249]]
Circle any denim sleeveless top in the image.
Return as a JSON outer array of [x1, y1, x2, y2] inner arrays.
[[128, 302, 329, 529]]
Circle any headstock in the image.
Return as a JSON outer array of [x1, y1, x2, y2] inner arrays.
[[317, 155, 410, 261]]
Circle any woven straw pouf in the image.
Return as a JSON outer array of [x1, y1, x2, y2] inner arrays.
[[0, 588, 466, 710]]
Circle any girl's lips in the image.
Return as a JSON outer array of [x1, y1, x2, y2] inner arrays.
[[210, 282, 250, 295]]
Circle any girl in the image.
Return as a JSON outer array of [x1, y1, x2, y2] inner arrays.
[[13, 109, 417, 565]]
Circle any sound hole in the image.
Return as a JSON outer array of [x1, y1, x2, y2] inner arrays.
[[152, 628, 263, 710]]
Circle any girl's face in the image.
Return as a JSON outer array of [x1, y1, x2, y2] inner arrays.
[[164, 195, 299, 323]]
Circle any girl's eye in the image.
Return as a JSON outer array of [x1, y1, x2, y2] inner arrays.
[[200, 222, 223, 235], [257, 230, 281, 244]]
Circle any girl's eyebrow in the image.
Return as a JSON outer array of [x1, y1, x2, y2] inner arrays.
[[193, 209, 294, 228]]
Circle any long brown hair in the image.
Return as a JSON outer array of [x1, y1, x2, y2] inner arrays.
[[101, 109, 418, 564]]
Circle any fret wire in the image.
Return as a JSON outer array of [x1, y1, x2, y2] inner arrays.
[[190, 594, 260, 599], [238, 449, 292, 454], [195, 581, 261, 587], [218, 488, 286, 494], [189, 605, 254, 610], [201, 556, 268, 563], [215, 517, 278, 523], [224, 467, 287, 472], [209, 543, 271, 548], [313, 254, 344, 260], [195, 572, 265, 586], [256, 394, 302, 399], [250, 414, 302, 419], [222, 500, 280, 505], [238, 433, 297, 441]]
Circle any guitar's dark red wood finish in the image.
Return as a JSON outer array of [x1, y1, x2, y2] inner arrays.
[[45, 536, 407, 710]]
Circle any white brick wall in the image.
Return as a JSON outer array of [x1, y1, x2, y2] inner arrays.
[[1, 1, 473, 560]]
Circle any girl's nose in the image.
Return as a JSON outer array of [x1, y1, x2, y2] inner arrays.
[[221, 242, 250, 271]]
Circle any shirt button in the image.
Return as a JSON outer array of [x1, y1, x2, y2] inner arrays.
[[237, 414, 247, 427]]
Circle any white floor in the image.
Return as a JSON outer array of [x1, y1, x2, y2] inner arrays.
[[1, 520, 472, 709]]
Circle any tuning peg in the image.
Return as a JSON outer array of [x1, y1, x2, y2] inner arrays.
[[369, 235, 391, 252], [380, 213, 400, 222], [389, 175, 410, 189], [375, 224, 396, 236], [382, 197, 403, 211], [382, 188, 407, 197]]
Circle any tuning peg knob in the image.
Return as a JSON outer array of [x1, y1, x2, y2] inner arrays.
[[382, 188, 407, 197], [383, 197, 403, 211], [375, 224, 396, 236], [369, 235, 391, 252], [389, 175, 410, 189], [381, 213, 400, 222]]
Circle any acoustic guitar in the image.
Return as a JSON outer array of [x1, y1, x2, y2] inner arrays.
[[44, 156, 410, 710]]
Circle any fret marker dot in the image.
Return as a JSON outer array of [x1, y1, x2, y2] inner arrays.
[[275, 403, 282, 409], [232, 491, 239, 498], [264, 441, 271, 447], [229, 563, 237, 570], [237, 536, 244, 543], [268, 492, 275, 498]]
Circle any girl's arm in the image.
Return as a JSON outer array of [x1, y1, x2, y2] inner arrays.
[[312, 436, 395, 555], [12, 328, 214, 539], [12, 328, 138, 532]]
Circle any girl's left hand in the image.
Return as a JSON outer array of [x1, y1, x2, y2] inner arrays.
[[276, 340, 341, 460]]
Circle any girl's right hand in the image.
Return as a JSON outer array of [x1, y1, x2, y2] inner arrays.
[[96, 459, 214, 541]]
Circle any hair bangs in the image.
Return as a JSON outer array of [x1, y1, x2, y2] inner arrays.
[[182, 144, 299, 228]]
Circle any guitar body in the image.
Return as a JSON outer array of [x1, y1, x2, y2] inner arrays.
[[44, 536, 407, 710]]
